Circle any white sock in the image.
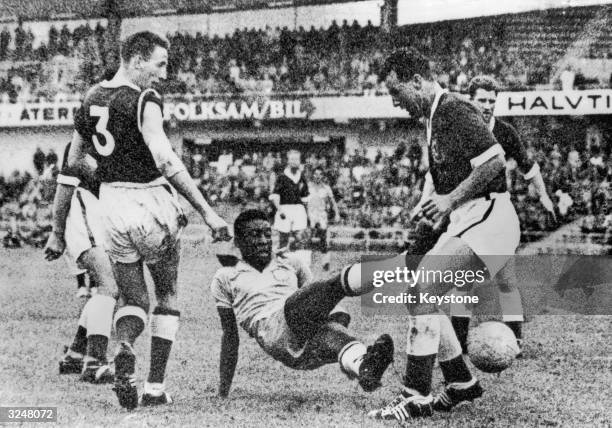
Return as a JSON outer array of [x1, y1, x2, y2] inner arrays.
[[84, 294, 115, 337], [405, 315, 440, 356], [449, 290, 473, 317], [438, 315, 463, 362], [338, 341, 367, 377], [500, 288, 524, 322], [144, 382, 165, 397]]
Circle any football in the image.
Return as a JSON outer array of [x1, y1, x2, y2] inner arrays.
[[468, 321, 520, 373]]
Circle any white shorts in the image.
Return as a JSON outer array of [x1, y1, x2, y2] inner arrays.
[[64, 188, 106, 269], [99, 179, 186, 264], [254, 304, 348, 370], [274, 204, 308, 233], [308, 210, 328, 230], [430, 192, 520, 276]]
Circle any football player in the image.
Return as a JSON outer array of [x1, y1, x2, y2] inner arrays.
[[269, 150, 310, 252], [306, 166, 340, 270], [46, 142, 117, 384], [211, 209, 394, 397], [368, 48, 521, 421], [48, 31, 231, 409], [448, 75, 557, 354]]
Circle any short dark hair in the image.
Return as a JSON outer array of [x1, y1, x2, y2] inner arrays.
[[234, 209, 270, 240], [380, 47, 431, 83], [468, 75, 500, 98], [120, 31, 168, 63]]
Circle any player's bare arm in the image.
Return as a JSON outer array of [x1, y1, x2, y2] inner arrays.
[[528, 167, 556, 219], [217, 307, 239, 398], [141, 101, 231, 240], [44, 131, 87, 260], [422, 154, 505, 221]]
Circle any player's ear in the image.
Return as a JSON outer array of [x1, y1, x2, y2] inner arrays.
[[412, 74, 423, 89]]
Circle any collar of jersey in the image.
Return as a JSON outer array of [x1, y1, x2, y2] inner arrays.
[[429, 84, 448, 124], [100, 76, 141, 91], [284, 167, 302, 184]]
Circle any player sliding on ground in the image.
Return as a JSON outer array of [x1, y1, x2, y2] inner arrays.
[[211, 209, 394, 397]]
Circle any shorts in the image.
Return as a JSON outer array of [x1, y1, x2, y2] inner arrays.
[[254, 305, 346, 370], [308, 210, 328, 230], [430, 192, 520, 276], [99, 179, 187, 264], [274, 204, 308, 234], [64, 188, 106, 269]]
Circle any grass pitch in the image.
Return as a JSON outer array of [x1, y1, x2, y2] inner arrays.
[[0, 235, 611, 427]]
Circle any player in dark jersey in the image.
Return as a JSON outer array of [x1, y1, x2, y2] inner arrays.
[[449, 76, 558, 355], [45, 31, 231, 410], [269, 149, 310, 256], [367, 48, 521, 422], [45, 143, 117, 384]]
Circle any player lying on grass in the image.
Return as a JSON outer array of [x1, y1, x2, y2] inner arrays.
[[45, 142, 117, 384], [211, 209, 394, 397]]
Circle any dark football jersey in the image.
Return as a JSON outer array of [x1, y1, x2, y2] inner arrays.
[[429, 93, 505, 197], [493, 118, 535, 175], [74, 79, 163, 184], [273, 170, 309, 205], [59, 142, 100, 197]]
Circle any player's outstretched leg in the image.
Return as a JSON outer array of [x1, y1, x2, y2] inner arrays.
[[284, 276, 394, 391]]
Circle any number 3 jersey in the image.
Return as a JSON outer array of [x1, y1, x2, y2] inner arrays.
[[74, 78, 163, 184]]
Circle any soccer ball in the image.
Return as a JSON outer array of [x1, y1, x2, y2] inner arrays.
[[467, 321, 520, 373]]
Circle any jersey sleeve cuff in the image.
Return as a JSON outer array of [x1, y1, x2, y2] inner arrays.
[[57, 173, 81, 187], [522, 162, 540, 180], [470, 143, 505, 169]]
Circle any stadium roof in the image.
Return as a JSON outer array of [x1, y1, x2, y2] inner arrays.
[[0, 0, 610, 22]]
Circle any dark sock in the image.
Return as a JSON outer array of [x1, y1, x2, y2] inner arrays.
[[439, 356, 473, 384], [70, 326, 87, 355], [505, 321, 522, 341], [451, 316, 470, 353], [86, 335, 108, 363], [116, 315, 145, 345], [76, 273, 86, 290], [403, 354, 435, 396], [147, 337, 173, 384]]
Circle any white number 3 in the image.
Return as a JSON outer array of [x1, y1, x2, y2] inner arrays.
[[90, 106, 115, 156]]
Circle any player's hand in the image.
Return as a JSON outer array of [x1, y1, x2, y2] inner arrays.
[[422, 194, 452, 222], [204, 212, 232, 243], [540, 194, 557, 222], [44, 230, 65, 261]]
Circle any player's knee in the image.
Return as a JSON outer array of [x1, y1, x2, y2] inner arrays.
[[339, 263, 372, 296]]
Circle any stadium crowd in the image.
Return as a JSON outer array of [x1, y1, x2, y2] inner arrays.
[[1, 129, 611, 247], [1, 10, 611, 103]]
